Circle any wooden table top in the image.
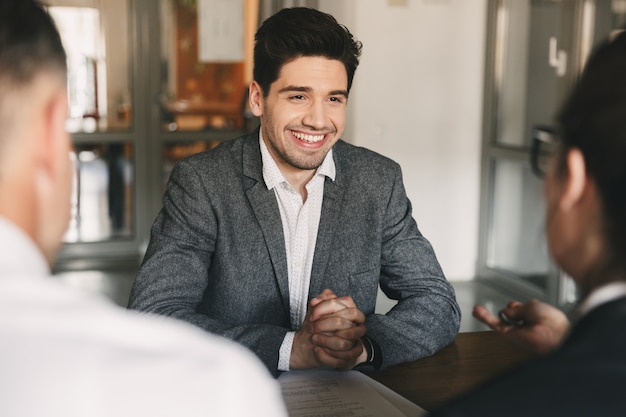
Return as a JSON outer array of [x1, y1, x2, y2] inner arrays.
[[368, 331, 535, 412]]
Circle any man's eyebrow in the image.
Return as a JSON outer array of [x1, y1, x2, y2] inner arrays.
[[277, 85, 349, 97], [330, 89, 349, 97], [277, 85, 311, 94]]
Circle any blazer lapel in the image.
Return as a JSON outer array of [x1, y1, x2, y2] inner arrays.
[[241, 137, 291, 311], [308, 162, 345, 299]]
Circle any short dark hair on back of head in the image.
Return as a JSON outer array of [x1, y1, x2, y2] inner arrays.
[[253, 7, 362, 96], [0, 0, 67, 88], [557, 30, 626, 275]]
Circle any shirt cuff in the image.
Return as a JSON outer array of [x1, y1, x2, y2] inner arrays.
[[278, 331, 295, 371]]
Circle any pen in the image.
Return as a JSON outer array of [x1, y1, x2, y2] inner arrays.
[[498, 310, 525, 327]]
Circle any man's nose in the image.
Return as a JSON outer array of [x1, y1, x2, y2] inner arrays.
[[302, 100, 327, 129]]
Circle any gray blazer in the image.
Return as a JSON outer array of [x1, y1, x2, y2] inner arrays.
[[129, 131, 461, 377]]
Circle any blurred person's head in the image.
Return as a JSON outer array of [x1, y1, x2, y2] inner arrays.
[[546, 30, 626, 297], [252, 7, 362, 97], [0, 0, 72, 265]]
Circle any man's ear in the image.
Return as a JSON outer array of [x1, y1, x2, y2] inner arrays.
[[248, 81, 264, 117], [34, 87, 72, 265], [40, 89, 70, 176], [559, 148, 587, 211]]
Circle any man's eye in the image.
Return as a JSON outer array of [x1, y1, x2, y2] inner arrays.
[[291, 95, 305, 100], [330, 97, 344, 103]]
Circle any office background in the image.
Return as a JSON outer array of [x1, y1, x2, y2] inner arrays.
[[47, 0, 625, 328]]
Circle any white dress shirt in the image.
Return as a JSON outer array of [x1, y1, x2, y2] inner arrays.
[[577, 281, 626, 317], [0, 217, 287, 417], [259, 134, 335, 371]]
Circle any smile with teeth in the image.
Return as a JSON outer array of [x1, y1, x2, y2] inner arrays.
[[292, 130, 325, 143]]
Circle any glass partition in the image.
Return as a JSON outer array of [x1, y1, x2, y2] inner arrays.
[[487, 158, 549, 291], [48, 0, 136, 248], [478, 0, 625, 307], [48, 1, 132, 133], [478, 0, 579, 305], [65, 144, 134, 243], [493, 0, 569, 148]]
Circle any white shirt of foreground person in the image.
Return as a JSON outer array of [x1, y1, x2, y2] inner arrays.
[[0, 218, 287, 417]]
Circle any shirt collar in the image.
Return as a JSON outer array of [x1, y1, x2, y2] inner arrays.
[[577, 281, 626, 317], [259, 130, 336, 190], [0, 216, 50, 279]]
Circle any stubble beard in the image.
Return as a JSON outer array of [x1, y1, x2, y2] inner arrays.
[[269, 138, 329, 171]]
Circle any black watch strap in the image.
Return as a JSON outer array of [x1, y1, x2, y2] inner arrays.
[[356, 335, 383, 372]]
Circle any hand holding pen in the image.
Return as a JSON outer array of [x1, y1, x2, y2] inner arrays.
[[472, 299, 571, 355]]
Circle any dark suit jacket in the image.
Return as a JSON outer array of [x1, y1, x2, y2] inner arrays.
[[129, 131, 461, 376], [428, 296, 626, 417]]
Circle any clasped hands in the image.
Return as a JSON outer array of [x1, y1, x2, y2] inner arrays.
[[290, 289, 367, 371]]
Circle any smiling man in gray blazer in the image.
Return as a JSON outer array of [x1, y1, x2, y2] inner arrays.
[[129, 7, 460, 377]]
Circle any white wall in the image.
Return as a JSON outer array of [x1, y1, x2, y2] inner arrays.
[[319, 0, 487, 281]]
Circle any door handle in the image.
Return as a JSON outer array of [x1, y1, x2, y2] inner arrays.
[[549, 37, 567, 77]]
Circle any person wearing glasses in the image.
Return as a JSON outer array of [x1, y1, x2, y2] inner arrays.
[[129, 7, 461, 378], [428, 30, 626, 416], [0, 2, 287, 415]]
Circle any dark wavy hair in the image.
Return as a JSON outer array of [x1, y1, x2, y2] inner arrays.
[[556, 30, 626, 279], [253, 7, 362, 96]]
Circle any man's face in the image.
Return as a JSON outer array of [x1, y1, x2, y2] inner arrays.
[[250, 56, 348, 176]]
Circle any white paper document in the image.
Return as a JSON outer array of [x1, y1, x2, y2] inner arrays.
[[278, 369, 426, 417]]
